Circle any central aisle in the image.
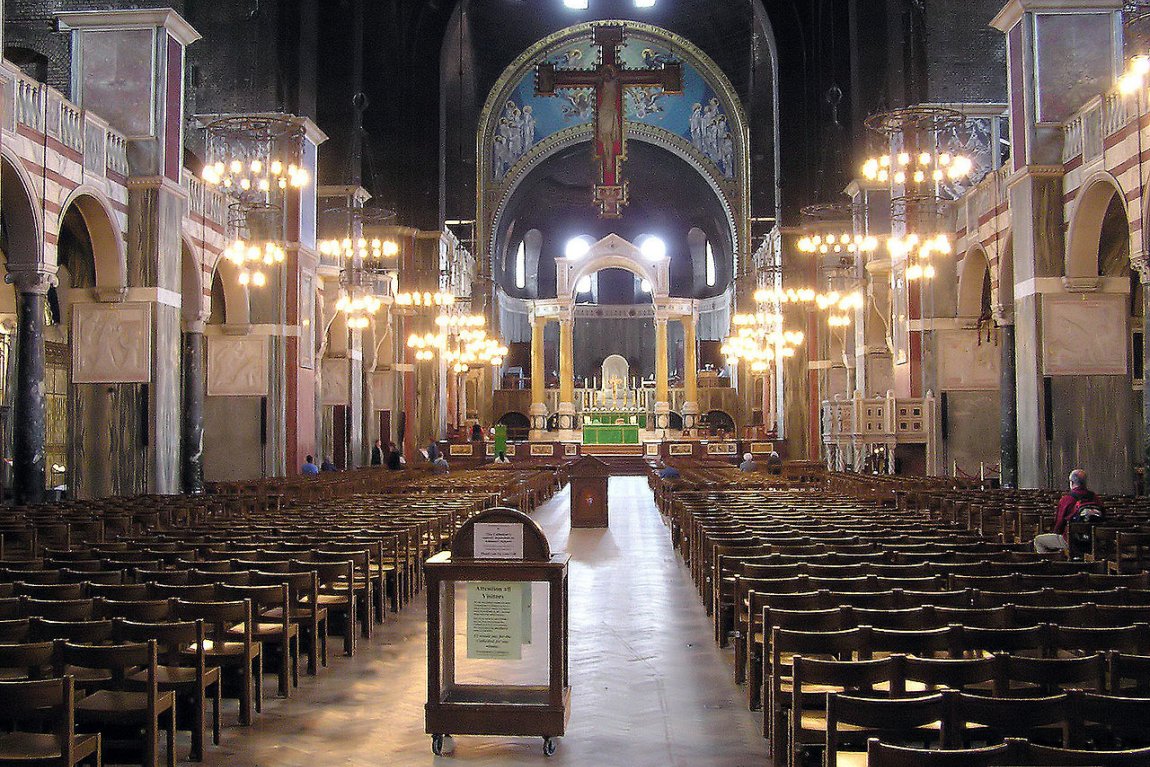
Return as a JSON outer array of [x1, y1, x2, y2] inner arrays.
[[202, 476, 767, 767]]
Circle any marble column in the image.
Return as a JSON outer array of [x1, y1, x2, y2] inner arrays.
[[1143, 275, 1150, 491], [654, 316, 670, 430], [558, 317, 576, 431], [530, 315, 547, 438], [998, 315, 1018, 489], [12, 272, 52, 504], [681, 315, 699, 432], [181, 323, 205, 494]]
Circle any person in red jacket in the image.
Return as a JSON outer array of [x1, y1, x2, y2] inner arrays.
[[1034, 468, 1100, 553]]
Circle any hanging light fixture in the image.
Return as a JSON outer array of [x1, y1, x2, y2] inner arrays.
[[224, 237, 285, 287]]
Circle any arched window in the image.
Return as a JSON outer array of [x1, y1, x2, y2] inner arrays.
[[515, 241, 526, 289], [705, 241, 717, 287]]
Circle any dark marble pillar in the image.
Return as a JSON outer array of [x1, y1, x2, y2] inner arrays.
[[12, 273, 51, 504], [999, 322, 1018, 488], [1144, 286, 1150, 492], [182, 328, 205, 494]]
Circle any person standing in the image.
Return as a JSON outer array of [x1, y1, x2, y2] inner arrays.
[[301, 455, 319, 476], [371, 439, 383, 466], [1034, 469, 1102, 553], [386, 442, 403, 471]]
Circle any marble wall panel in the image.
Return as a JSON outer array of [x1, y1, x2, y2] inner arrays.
[[207, 336, 268, 396], [71, 302, 152, 383], [1042, 294, 1127, 376], [938, 330, 1001, 390]]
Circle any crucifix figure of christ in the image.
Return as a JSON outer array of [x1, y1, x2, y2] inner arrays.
[[535, 25, 682, 218]]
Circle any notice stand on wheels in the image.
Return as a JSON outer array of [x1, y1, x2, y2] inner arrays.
[[424, 507, 570, 756]]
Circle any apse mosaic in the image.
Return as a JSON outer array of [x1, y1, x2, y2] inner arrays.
[[492, 33, 736, 182]]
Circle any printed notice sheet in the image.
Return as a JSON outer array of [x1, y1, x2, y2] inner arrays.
[[473, 522, 525, 560], [467, 582, 523, 660]]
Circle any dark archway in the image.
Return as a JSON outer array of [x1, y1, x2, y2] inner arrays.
[[497, 410, 531, 441]]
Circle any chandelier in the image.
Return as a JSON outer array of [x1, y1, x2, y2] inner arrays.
[[223, 238, 285, 287], [797, 233, 880, 256], [319, 237, 400, 266], [861, 151, 973, 186], [722, 312, 804, 373], [1118, 54, 1150, 94], [888, 233, 951, 281], [201, 115, 310, 288], [395, 291, 456, 307], [407, 313, 507, 372], [336, 290, 383, 330]]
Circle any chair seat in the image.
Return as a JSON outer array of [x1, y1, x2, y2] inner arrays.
[[227, 622, 299, 640], [128, 665, 219, 688], [0, 668, 30, 681], [181, 641, 260, 659], [77, 689, 175, 720], [0, 732, 101, 761], [264, 605, 327, 622], [311, 594, 351, 607]]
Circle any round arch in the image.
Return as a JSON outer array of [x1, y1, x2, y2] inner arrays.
[[209, 257, 251, 326], [181, 238, 205, 326], [1066, 172, 1128, 279], [0, 149, 44, 272], [477, 20, 752, 271], [57, 188, 127, 291], [565, 240, 663, 299], [957, 246, 991, 319]]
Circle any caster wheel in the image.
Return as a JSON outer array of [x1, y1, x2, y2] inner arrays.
[[432, 734, 454, 755], [543, 737, 558, 756]]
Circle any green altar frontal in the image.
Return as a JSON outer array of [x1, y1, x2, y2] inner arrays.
[[581, 411, 645, 445]]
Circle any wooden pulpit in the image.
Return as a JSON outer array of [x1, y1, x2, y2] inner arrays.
[[569, 455, 610, 528]]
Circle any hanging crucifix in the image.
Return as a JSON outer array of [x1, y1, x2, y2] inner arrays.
[[535, 25, 682, 218]]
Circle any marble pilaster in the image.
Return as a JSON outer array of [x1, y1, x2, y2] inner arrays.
[[181, 322, 205, 493]]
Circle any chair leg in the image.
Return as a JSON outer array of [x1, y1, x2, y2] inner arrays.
[[212, 683, 221, 745], [320, 618, 329, 667], [240, 661, 252, 725], [255, 657, 264, 713], [279, 641, 290, 697], [191, 689, 205, 760], [168, 707, 177, 767], [292, 635, 300, 687]]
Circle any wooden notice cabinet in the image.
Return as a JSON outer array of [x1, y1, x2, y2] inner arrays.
[[569, 455, 610, 528], [424, 507, 570, 756]]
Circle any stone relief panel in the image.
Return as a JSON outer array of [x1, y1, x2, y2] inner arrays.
[[72, 302, 152, 383], [1042, 294, 1127, 376], [938, 330, 1001, 391], [207, 336, 268, 396]]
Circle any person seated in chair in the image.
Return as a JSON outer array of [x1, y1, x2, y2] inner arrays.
[[1034, 468, 1102, 554], [738, 452, 756, 472]]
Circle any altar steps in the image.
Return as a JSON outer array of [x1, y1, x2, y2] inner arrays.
[[580, 444, 646, 457]]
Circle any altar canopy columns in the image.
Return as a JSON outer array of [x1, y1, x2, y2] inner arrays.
[[557, 317, 577, 431], [681, 313, 699, 432], [654, 315, 670, 430], [530, 313, 548, 438]]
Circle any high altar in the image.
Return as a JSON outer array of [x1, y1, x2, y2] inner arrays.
[[581, 355, 646, 445]]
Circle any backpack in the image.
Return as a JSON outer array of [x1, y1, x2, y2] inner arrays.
[[1068, 499, 1105, 551]]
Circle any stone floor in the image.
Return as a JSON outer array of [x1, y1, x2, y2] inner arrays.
[[197, 476, 767, 767]]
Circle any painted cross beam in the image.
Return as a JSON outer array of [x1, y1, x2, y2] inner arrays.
[[535, 25, 682, 218]]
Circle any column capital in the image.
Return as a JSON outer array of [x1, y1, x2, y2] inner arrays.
[[6, 270, 56, 295], [1132, 252, 1150, 285], [991, 303, 1015, 326]]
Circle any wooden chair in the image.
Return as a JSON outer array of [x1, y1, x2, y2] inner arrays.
[[767, 626, 869, 761], [0, 641, 56, 681], [0, 618, 31, 643], [250, 570, 327, 675], [312, 551, 373, 639], [60, 640, 176, 767], [215, 583, 298, 697], [789, 655, 895, 767], [951, 690, 1070, 747], [825, 693, 949, 767], [15, 583, 85, 600], [29, 619, 115, 645], [900, 654, 1004, 696], [866, 738, 1013, 767], [1111, 532, 1150, 575], [1110, 652, 1150, 697], [171, 599, 261, 726], [1008, 738, 1150, 766], [84, 584, 148, 601], [1075, 692, 1150, 748], [116, 619, 220, 762], [20, 599, 95, 623], [1003, 653, 1108, 696], [92, 599, 171, 623], [292, 559, 355, 657], [1053, 624, 1150, 657], [0, 676, 102, 767]]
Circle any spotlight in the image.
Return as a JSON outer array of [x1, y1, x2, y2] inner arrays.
[[563, 0, 588, 8], [634, 0, 656, 6]]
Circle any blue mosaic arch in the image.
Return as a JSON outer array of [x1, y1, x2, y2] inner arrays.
[[477, 21, 751, 271]]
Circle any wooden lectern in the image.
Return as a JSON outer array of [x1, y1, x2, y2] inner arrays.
[[425, 508, 570, 756], [569, 455, 610, 528]]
